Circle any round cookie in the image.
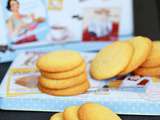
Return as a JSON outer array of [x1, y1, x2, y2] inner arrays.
[[90, 41, 133, 80], [39, 72, 87, 89], [142, 41, 160, 67], [134, 66, 160, 76], [63, 106, 80, 120], [78, 102, 121, 120], [41, 62, 86, 79], [37, 50, 83, 72], [50, 113, 63, 120], [38, 81, 90, 96], [120, 36, 152, 75]]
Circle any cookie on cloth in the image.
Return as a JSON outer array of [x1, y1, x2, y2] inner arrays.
[[38, 81, 90, 96], [50, 113, 63, 120], [63, 106, 80, 120], [78, 102, 121, 120], [134, 66, 160, 77], [90, 41, 133, 80], [120, 36, 152, 75], [37, 50, 83, 72], [41, 62, 86, 79], [39, 72, 87, 89], [142, 41, 160, 67]]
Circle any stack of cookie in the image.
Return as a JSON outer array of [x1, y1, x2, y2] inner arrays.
[[50, 102, 121, 120], [36, 50, 90, 96], [90, 36, 153, 80], [134, 41, 160, 77]]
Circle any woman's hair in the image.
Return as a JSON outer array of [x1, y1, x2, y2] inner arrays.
[[7, 0, 19, 11]]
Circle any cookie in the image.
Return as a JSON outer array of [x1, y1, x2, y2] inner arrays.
[[120, 36, 152, 75], [50, 113, 63, 120], [63, 106, 80, 120], [78, 102, 121, 120], [38, 81, 90, 96], [134, 66, 160, 76], [37, 50, 83, 72], [90, 41, 133, 80], [142, 41, 160, 67], [39, 72, 87, 89], [41, 62, 86, 79]]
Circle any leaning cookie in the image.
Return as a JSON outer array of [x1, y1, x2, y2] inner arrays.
[[50, 113, 63, 120], [120, 36, 152, 75], [142, 41, 160, 67], [37, 50, 83, 72], [91, 41, 133, 80], [78, 102, 121, 120], [38, 81, 90, 96], [39, 72, 87, 89], [41, 62, 86, 79], [63, 106, 80, 120], [134, 66, 160, 76]]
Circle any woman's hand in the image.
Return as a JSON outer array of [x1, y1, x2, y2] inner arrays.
[[30, 13, 35, 20]]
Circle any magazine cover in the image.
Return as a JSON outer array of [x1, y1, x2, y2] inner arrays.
[[0, 0, 133, 63]]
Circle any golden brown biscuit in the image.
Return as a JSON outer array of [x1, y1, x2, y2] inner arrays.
[[37, 50, 83, 72], [142, 41, 160, 67], [50, 113, 63, 120], [63, 106, 80, 120], [39, 72, 87, 89], [38, 81, 90, 96], [134, 66, 160, 76], [90, 41, 133, 80], [78, 102, 121, 120], [120, 36, 152, 75], [41, 62, 86, 79]]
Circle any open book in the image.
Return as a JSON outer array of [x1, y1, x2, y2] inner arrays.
[[1, 51, 160, 115]]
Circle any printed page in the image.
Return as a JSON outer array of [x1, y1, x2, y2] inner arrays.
[[47, 0, 133, 42], [1, 0, 50, 49]]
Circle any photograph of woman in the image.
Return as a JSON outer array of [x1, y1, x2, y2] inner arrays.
[[6, 0, 46, 45]]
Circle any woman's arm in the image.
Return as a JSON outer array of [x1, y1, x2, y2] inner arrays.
[[30, 14, 45, 23]]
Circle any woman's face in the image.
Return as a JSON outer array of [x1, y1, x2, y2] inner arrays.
[[10, 0, 19, 12]]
